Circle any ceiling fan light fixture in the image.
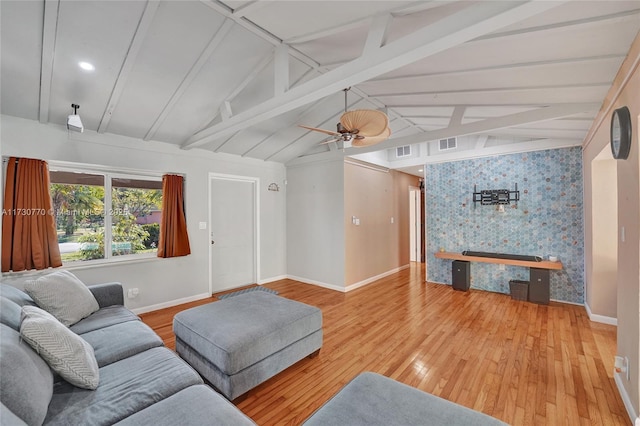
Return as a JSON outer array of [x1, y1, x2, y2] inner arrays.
[[351, 126, 391, 147], [299, 88, 391, 148], [340, 109, 388, 137]]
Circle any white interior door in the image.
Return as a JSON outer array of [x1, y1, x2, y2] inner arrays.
[[209, 174, 258, 293], [409, 188, 422, 262]]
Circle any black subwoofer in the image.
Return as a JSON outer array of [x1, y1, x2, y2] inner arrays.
[[452, 260, 470, 291]]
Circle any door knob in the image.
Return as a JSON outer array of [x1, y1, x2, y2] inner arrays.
[[211, 240, 215, 245]]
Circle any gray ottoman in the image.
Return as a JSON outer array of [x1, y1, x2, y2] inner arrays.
[[173, 292, 322, 401], [303, 372, 507, 426]]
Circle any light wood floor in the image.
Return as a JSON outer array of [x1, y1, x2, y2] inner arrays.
[[140, 263, 629, 425]]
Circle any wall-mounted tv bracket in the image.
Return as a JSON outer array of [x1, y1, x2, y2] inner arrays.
[[473, 183, 519, 208]]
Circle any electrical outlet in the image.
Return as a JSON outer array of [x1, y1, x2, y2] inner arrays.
[[499, 264, 505, 271], [127, 288, 139, 299]]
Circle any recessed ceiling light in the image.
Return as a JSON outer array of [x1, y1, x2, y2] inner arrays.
[[78, 61, 95, 71], [418, 169, 423, 172]]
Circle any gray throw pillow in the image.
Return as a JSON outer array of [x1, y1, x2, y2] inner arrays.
[[24, 270, 99, 326], [0, 324, 53, 426], [20, 306, 100, 390]]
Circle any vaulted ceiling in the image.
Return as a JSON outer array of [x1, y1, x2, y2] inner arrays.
[[1, 1, 639, 166]]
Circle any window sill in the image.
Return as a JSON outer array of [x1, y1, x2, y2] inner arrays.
[[63, 254, 161, 271], [1, 254, 162, 278]]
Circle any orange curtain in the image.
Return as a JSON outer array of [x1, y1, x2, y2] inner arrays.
[[158, 174, 191, 258], [2, 157, 62, 272]]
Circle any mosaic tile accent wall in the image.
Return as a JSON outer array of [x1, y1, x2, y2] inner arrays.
[[426, 147, 584, 304]]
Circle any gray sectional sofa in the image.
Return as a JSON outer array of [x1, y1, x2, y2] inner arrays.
[[0, 282, 256, 426]]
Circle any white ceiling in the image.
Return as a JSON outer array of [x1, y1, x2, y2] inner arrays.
[[1, 1, 638, 166]]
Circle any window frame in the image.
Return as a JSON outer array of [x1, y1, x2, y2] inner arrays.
[[438, 137, 457, 151], [396, 145, 412, 158], [48, 161, 165, 267]]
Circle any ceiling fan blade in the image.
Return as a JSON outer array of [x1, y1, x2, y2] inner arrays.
[[298, 125, 341, 136], [351, 126, 391, 147], [340, 110, 388, 137]]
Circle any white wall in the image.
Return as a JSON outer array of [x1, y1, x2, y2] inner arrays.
[[286, 157, 345, 290], [1, 115, 286, 312]]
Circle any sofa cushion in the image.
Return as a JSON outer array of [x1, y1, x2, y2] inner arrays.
[[24, 270, 99, 326], [45, 347, 203, 426], [173, 292, 322, 375], [1, 402, 28, 426], [0, 283, 36, 307], [70, 305, 140, 335], [302, 372, 507, 426], [20, 306, 100, 390], [114, 385, 256, 426], [0, 296, 22, 330], [0, 324, 53, 426], [81, 320, 164, 367]]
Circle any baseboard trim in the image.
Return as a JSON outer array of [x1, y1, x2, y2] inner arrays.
[[130, 293, 211, 315], [286, 275, 346, 293], [585, 302, 618, 326], [257, 275, 288, 285], [344, 264, 410, 292], [614, 369, 639, 425]]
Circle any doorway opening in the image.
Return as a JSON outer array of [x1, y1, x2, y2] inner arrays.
[[409, 187, 424, 263], [589, 146, 618, 322]]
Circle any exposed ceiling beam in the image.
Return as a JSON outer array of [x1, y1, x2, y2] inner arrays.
[[144, 18, 234, 140], [274, 44, 290, 95], [183, 0, 566, 150], [241, 96, 334, 157], [366, 54, 627, 84], [220, 101, 232, 121], [39, 0, 60, 124], [362, 13, 393, 56], [449, 106, 466, 127], [264, 98, 367, 161], [199, 0, 320, 70], [227, 50, 274, 101], [190, 50, 273, 138], [476, 7, 640, 42], [474, 135, 489, 150], [231, 0, 266, 18], [98, 0, 160, 133], [371, 82, 611, 98], [344, 102, 599, 155], [284, 1, 445, 44], [469, 128, 588, 139], [284, 17, 367, 45]]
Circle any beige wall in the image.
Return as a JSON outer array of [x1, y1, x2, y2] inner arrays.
[[590, 157, 618, 319], [583, 32, 640, 420], [344, 160, 419, 286]]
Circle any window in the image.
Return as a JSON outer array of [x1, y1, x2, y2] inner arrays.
[[49, 168, 162, 264], [439, 137, 457, 151], [396, 145, 412, 158]]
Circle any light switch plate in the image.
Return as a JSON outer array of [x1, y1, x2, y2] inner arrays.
[[199, 222, 207, 230]]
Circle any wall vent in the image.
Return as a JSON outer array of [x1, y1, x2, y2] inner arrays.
[[439, 137, 457, 151], [396, 145, 411, 158]]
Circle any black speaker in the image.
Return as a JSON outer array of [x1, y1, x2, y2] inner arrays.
[[529, 268, 550, 304], [452, 260, 470, 291]]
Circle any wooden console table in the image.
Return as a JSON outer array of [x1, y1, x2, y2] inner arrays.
[[434, 252, 563, 270], [434, 252, 563, 304]]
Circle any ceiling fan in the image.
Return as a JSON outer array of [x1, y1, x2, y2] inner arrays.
[[299, 88, 391, 147]]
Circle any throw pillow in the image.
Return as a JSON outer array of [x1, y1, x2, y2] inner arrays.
[[20, 305, 100, 390], [24, 270, 99, 326], [0, 323, 53, 426]]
